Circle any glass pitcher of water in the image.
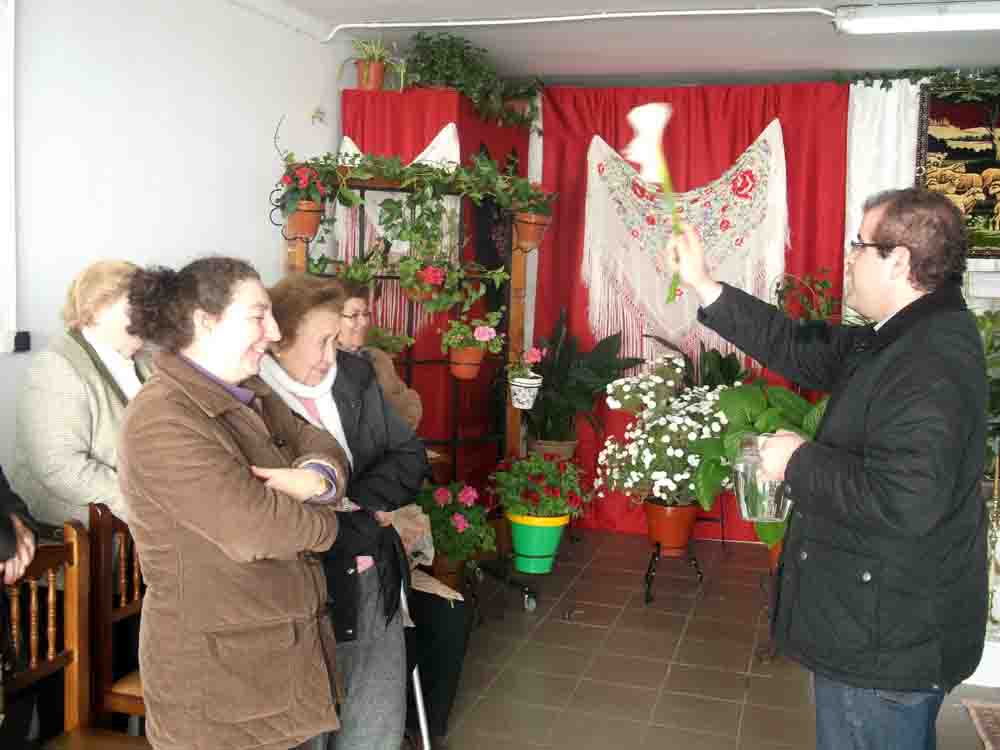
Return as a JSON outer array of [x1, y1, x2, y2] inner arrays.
[[733, 434, 793, 523]]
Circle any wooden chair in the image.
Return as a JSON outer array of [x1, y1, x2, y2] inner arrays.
[[4, 521, 149, 748], [88, 504, 144, 723]]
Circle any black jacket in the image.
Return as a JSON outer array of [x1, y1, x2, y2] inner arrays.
[[322, 350, 429, 641], [700, 283, 987, 691]]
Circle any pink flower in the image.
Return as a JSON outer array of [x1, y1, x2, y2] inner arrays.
[[473, 326, 496, 342], [433, 487, 451, 507], [720, 219, 731, 232], [451, 513, 470, 533], [523, 347, 544, 365], [458, 486, 478, 507]]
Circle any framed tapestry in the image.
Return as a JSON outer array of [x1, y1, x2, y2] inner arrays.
[[918, 87, 1000, 258]]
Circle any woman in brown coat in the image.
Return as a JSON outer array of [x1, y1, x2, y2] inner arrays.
[[118, 258, 349, 750]]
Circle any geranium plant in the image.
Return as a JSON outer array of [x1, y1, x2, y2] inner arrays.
[[440, 309, 505, 354], [490, 452, 590, 518], [397, 256, 508, 314], [276, 163, 328, 216], [508, 346, 545, 379], [596, 384, 732, 511], [415, 482, 495, 562]]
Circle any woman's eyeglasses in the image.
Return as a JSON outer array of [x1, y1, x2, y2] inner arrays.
[[849, 238, 897, 252], [342, 311, 372, 321]]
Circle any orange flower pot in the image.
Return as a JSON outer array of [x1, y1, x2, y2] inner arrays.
[[449, 346, 485, 380], [355, 60, 386, 91], [513, 212, 551, 250], [285, 200, 323, 241], [644, 502, 698, 557]]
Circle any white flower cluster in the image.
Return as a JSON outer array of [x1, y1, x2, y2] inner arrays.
[[596, 382, 733, 504], [605, 353, 686, 413]]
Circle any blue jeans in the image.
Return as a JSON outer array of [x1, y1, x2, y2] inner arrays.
[[814, 672, 945, 750]]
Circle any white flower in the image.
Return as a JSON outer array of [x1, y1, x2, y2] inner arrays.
[[606, 397, 622, 410], [711, 422, 721, 433]]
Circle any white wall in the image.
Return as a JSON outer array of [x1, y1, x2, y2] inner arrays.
[[0, 0, 350, 465]]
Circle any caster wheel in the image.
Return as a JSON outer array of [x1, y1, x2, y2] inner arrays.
[[523, 594, 537, 612]]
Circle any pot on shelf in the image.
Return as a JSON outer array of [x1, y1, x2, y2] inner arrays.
[[355, 60, 386, 91], [509, 374, 543, 410], [449, 346, 485, 380], [526, 438, 576, 460]]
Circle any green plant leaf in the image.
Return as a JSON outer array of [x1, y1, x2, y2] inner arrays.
[[693, 457, 727, 512], [717, 383, 767, 429], [754, 520, 786, 547]]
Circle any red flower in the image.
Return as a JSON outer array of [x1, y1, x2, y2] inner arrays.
[[417, 265, 446, 286], [720, 219, 731, 232], [557, 461, 568, 473], [645, 214, 657, 226], [530, 473, 545, 484], [731, 169, 757, 200], [544, 486, 561, 498], [631, 180, 649, 201], [294, 166, 312, 189], [631, 228, 640, 239], [281, 174, 293, 186], [567, 492, 582, 509], [721, 204, 729, 213]]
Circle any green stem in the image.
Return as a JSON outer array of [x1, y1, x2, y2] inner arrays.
[[660, 159, 682, 303]]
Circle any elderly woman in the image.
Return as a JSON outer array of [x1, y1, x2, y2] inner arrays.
[[337, 281, 472, 748], [11, 260, 145, 526], [119, 258, 348, 750], [260, 274, 428, 750]]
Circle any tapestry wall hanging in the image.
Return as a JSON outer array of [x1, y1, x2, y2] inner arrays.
[[919, 93, 1000, 258], [582, 118, 788, 364]]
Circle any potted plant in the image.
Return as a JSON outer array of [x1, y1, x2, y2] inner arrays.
[[276, 162, 328, 241], [350, 38, 392, 91], [365, 325, 414, 357], [604, 352, 687, 414], [440, 309, 505, 380], [507, 176, 557, 250], [507, 346, 545, 410], [396, 256, 507, 313], [597, 381, 732, 554], [490, 452, 589, 574], [415, 482, 496, 590], [525, 310, 643, 458]]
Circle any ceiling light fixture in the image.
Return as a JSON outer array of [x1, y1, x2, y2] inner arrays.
[[834, 1, 1000, 34]]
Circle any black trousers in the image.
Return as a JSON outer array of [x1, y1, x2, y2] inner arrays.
[[405, 591, 473, 739]]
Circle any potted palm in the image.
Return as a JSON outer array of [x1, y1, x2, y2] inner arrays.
[[415, 482, 496, 590], [440, 309, 505, 380], [524, 310, 643, 458], [490, 453, 589, 574]]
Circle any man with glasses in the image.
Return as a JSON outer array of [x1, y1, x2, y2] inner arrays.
[[662, 188, 987, 750]]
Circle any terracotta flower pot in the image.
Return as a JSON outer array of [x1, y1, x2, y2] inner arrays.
[[513, 212, 551, 250], [526, 439, 577, 460], [449, 346, 485, 380], [355, 60, 386, 91], [644, 502, 698, 557], [285, 200, 323, 241]]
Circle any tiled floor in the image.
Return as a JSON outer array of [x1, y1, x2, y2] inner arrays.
[[444, 530, 999, 749]]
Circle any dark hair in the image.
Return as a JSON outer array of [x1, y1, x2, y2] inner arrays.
[[335, 279, 371, 303], [128, 257, 260, 351], [863, 188, 968, 291], [269, 274, 346, 352]]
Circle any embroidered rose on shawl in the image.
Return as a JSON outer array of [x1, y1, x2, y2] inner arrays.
[[731, 169, 757, 200], [720, 219, 731, 232], [645, 214, 657, 226], [631, 180, 651, 201], [598, 162, 606, 175]]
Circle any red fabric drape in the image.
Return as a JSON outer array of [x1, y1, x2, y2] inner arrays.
[[341, 88, 529, 483], [537, 83, 850, 538]]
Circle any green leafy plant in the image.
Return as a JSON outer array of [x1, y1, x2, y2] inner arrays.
[[414, 482, 495, 562], [352, 38, 392, 63], [525, 311, 644, 442], [365, 325, 414, 356], [490, 453, 590, 518], [508, 346, 545, 380], [275, 162, 328, 217], [396, 256, 508, 314], [404, 31, 541, 129], [708, 381, 829, 547], [440, 309, 505, 354], [774, 269, 841, 322]]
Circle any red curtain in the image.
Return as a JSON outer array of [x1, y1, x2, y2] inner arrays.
[[341, 89, 529, 484], [536, 83, 850, 538]]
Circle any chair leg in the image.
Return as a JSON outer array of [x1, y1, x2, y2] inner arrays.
[[411, 665, 431, 750]]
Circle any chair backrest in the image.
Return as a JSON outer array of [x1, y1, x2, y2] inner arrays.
[[4, 521, 91, 732], [88, 503, 144, 716]]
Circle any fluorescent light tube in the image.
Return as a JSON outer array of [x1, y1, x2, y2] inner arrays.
[[835, 1, 1000, 33]]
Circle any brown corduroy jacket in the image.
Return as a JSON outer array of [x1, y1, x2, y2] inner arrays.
[[118, 351, 349, 750]]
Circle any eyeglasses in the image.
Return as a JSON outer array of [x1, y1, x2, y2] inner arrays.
[[342, 311, 372, 321], [849, 238, 898, 252]]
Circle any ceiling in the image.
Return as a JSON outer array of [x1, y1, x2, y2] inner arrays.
[[281, 0, 1000, 84]]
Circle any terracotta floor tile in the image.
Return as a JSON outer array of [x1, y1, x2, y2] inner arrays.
[[740, 704, 816, 747], [459, 697, 561, 743], [547, 710, 645, 750], [485, 667, 579, 707], [675, 637, 754, 673], [553, 601, 623, 628], [602, 627, 680, 662], [584, 652, 669, 689], [569, 678, 659, 722], [615, 607, 687, 635], [531, 619, 610, 650], [465, 632, 525, 666], [641, 723, 739, 749], [685, 617, 758, 644], [664, 664, 749, 703], [629, 592, 696, 615], [652, 691, 742, 737], [507, 642, 593, 677], [746, 674, 812, 710], [564, 581, 636, 607]]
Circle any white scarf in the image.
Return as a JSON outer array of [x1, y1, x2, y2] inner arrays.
[[259, 354, 354, 468]]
